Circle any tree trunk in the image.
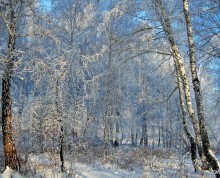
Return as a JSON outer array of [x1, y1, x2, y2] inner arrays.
[[2, 78, 19, 170], [103, 71, 111, 162], [104, 116, 109, 161], [154, 0, 206, 164], [162, 119, 165, 148], [59, 124, 64, 172], [165, 121, 169, 148], [115, 114, 120, 147], [1, 2, 19, 171], [103, 34, 113, 162], [158, 118, 161, 147], [55, 79, 65, 172], [182, 0, 220, 176], [142, 114, 148, 147], [109, 115, 114, 146], [131, 116, 137, 146], [175, 58, 199, 172]]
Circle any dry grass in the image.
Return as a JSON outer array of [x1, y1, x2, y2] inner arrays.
[[15, 143, 213, 178]]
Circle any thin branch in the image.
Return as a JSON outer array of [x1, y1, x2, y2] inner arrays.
[[162, 86, 178, 104]]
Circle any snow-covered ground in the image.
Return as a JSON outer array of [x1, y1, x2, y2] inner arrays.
[[67, 162, 142, 178], [0, 167, 23, 178], [0, 162, 141, 178], [0, 152, 219, 178]]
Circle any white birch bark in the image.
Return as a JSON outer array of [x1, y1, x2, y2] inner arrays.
[[154, 0, 205, 164], [182, 0, 220, 175]]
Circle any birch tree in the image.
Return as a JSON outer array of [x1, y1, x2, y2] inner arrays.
[[182, 0, 220, 175], [153, 0, 206, 167], [175, 58, 199, 172]]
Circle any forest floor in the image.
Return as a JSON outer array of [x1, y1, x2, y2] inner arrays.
[[0, 146, 219, 178]]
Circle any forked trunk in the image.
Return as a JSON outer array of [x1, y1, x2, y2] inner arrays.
[[182, 0, 220, 176], [175, 58, 199, 172], [154, 0, 206, 165]]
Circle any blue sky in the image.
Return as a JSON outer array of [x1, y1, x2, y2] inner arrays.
[[41, 0, 51, 11]]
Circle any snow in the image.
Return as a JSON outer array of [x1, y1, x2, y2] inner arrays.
[[0, 153, 142, 178], [70, 162, 141, 178], [28, 153, 51, 166], [0, 163, 140, 178], [0, 167, 23, 178], [0, 153, 219, 178]]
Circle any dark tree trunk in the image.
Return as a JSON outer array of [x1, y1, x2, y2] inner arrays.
[[115, 114, 120, 147], [142, 114, 148, 147], [55, 79, 65, 172], [158, 123, 161, 147], [59, 124, 64, 172], [1, 1, 19, 171], [2, 78, 19, 170]]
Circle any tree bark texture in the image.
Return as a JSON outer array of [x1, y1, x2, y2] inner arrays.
[[1, 2, 19, 170], [103, 34, 114, 161], [154, 0, 205, 164], [175, 58, 199, 172], [55, 79, 65, 172], [182, 0, 220, 176], [115, 114, 120, 147], [142, 114, 148, 147], [103, 63, 111, 162]]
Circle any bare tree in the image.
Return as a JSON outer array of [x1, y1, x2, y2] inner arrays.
[[175, 58, 199, 172], [1, 0, 20, 170], [153, 0, 206, 167], [182, 0, 220, 175], [55, 78, 65, 172]]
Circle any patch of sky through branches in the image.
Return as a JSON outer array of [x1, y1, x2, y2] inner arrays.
[[40, 0, 51, 11]]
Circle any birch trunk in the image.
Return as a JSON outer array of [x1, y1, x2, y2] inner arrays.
[[103, 81, 110, 161], [182, 0, 220, 175], [103, 46, 112, 161], [154, 0, 205, 164], [140, 59, 148, 147], [175, 58, 199, 172]]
